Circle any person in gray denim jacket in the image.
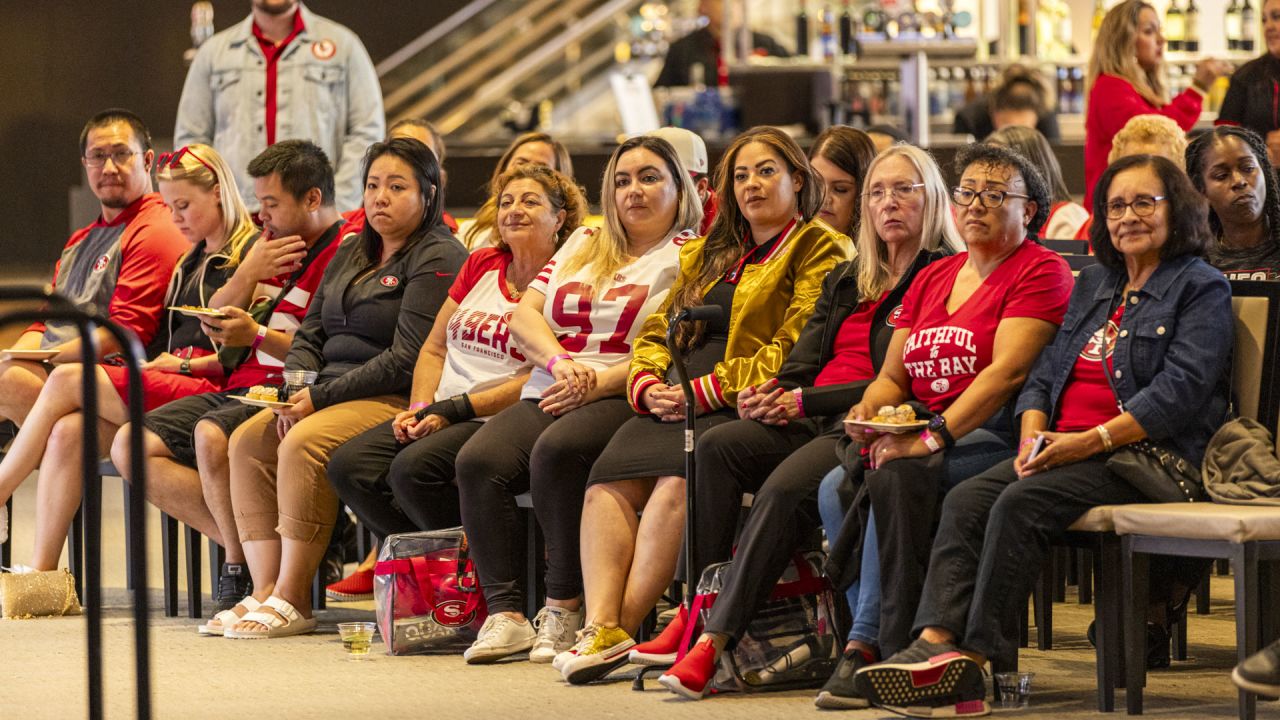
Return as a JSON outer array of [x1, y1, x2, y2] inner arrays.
[[175, 1, 384, 213], [853, 154, 1233, 718]]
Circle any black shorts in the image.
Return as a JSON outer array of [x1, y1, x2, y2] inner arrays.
[[142, 389, 259, 468]]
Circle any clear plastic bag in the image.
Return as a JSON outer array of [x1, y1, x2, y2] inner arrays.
[[372, 527, 488, 655]]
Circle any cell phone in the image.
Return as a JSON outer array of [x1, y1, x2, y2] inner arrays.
[[1027, 433, 1047, 462]]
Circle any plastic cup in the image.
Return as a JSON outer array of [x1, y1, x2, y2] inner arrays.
[[994, 671, 1034, 709], [282, 369, 318, 399], [337, 621, 377, 658]]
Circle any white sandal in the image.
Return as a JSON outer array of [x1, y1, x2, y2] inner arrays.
[[224, 595, 317, 640], [198, 595, 261, 636]]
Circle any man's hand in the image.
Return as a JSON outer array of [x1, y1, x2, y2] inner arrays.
[[202, 306, 261, 347], [238, 233, 307, 282]]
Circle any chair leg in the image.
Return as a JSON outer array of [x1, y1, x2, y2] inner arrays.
[[1218, 558, 1231, 576], [208, 537, 225, 602], [68, 505, 85, 601], [1123, 537, 1150, 715], [1079, 548, 1094, 605], [122, 481, 135, 591], [161, 513, 179, 617], [184, 525, 202, 619], [1093, 535, 1122, 712], [1235, 544, 1260, 720], [1035, 565, 1054, 651], [2, 496, 13, 568], [1019, 592, 1030, 648], [1196, 571, 1212, 615], [1171, 602, 1188, 661], [312, 569, 326, 610], [1054, 546, 1068, 603]]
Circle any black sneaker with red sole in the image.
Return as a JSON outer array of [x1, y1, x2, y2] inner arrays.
[[855, 639, 989, 718]]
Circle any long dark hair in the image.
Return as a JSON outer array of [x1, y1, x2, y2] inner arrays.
[[809, 125, 876, 234], [358, 137, 444, 264], [1090, 154, 1211, 270], [1185, 125, 1280, 243]]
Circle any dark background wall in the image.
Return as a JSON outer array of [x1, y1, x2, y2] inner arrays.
[[0, 0, 463, 278]]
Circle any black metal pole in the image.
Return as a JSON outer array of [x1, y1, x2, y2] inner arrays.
[[664, 325, 698, 606]]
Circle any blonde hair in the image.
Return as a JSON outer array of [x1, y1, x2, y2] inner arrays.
[[557, 135, 703, 289], [155, 143, 256, 267], [463, 132, 575, 249], [491, 164, 587, 252], [1088, 0, 1168, 107], [855, 145, 963, 301], [1108, 114, 1188, 167]]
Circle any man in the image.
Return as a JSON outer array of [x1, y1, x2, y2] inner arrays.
[[655, 0, 789, 88], [174, 0, 384, 212], [112, 140, 347, 613], [0, 109, 186, 428], [648, 126, 718, 234], [953, 65, 1060, 142]]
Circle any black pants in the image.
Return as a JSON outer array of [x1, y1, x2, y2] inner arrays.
[[327, 419, 481, 541], [914, 456, 1148, 662], [697, 420, 843, 641], [456, 398, 634, 615]]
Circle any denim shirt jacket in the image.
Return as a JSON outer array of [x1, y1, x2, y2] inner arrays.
[[174, 4, 385, 212], [1015, 254, 1233, 467]]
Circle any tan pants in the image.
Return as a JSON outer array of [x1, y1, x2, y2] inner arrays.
[[228, 395, 405, 544]]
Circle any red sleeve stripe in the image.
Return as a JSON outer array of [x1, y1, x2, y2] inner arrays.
[[693, 373, 726, 412], [630, 371, 662, 412]]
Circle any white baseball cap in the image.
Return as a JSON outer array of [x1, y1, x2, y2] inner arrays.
[[647, 127, 709, 176]]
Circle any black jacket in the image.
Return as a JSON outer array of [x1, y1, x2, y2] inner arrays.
[[952, 95, 1060, 142], [1217, 53, 1280, 137], [775, 247, 952, 425]]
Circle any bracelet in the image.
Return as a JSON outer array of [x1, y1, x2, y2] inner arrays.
[[792, 388, 805, 418], [1096, 424, 1115, 452], [920, 429, 943, 453], [547, 353, 572, 374], [250, 324, 268, 351], [409, 401, 429, 412], [1019, 437, 1037, 450]]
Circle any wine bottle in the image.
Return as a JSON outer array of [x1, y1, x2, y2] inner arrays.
[[1185, 0, 1200, 52], [839, 0, 854, 54], [1242, 0, 1256, 52], [1166, 0, 1185, 52], [1227, 0, 1242, 51], [797, 1, 810, 57], [1018, 0, 1032, 55]]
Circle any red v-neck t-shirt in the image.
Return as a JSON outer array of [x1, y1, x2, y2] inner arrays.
[[897, 240, 1072, 412]]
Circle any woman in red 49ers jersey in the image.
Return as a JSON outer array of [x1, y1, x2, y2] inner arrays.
[[452, 135, 703, 664]]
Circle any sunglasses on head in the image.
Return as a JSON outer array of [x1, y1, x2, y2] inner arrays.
[[156, 146, 215, 174]]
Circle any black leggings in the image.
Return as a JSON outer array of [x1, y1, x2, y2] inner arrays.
[[328, 419, 481, 540], [456, 398, 634, 615]]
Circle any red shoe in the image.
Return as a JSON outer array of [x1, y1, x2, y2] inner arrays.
[[629, 605, 692, 666], [325, 567, 374, 601], [658, 636, 719, 700]]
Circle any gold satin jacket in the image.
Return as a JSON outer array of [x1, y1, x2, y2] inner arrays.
[[627, 217, 854, 413]]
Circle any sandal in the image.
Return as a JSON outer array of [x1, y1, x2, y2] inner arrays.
[[224, 595, 317, 640], [198, 595, 261, 636]]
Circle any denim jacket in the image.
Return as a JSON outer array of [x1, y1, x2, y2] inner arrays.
[[174, 4, 385, 212], [1015, 254, 1233, 466]]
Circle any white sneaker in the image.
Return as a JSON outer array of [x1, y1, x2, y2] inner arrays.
[[553, 623, 599, 672], [529, 605, 583, 664], [463, 613, 536, 664]]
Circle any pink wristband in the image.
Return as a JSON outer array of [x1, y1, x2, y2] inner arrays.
[[792, 387, 805, 418], [547, 353, 571, 374], [410, 401, 429, 411], [250, 324, 268, 351]]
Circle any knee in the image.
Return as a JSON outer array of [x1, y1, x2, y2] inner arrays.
[[193, 420, 229, 466], [44, 363, 83, 396], [48, 413, 85, 452], [865, 463, 933, 503], [326, 442, 360, 492], [110, 423, 132, 473], [455, 442, 504, 489]]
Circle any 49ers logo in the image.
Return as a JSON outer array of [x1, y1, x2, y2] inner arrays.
[[887, 304, 904, 327], [380, 275, 399, 288], [431, 599, 478, 628], [1079, 320, 1120, 362], [92, 254, 110, 273], [311, 39, 337, 60]]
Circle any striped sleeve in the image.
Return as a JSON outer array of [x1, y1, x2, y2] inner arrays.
[[691, 372, 728, 413], [528, 259, 556, 296], [629, 370, 663, 413]]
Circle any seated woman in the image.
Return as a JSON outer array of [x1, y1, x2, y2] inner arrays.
[[556, 125, 853, 684], [854, 155, 1232, 718], [1075, 114, 1192, 243], [453, 135, 702, 664], [220, 137, 467, 638], [807, 143, 1075, 708], [987, 126, 1088, 240], [327, 163, 583, 591], [459, 132, 575, 251], [1187, 125, 1280, 280], [654, 139, 959, 700], [0, 143, 258, 574]]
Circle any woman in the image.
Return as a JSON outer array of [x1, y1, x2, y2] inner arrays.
[[326, 163, 583, 604], [554, 125, 852, 684], [1187, 125, 1280, 279], [218, 137, 467, 638], [853, 154, 1232, 719], [1083, 0, 1230, 206], [652, 140, 958, 701], [988, 126, 1088, 240], [453, 135, 701, 664], [460, 132, 574, 251], [1217, 0, 1280, 165], [1109, 114, 1189, 168], [0, 143, 258, 575]]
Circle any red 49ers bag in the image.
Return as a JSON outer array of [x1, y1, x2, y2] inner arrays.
[[373, 527, 489, 655]]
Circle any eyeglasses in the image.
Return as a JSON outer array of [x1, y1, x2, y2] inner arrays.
[[864, 183, 925, 204], [1105, 195, 1167, 220], [83, 148, 137, 168], [952, 187, 1031, 209], [156, 146, 215, 174]]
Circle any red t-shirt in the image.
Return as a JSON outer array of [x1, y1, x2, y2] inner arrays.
[[897, 240, 1073, 412], [1053, 303, 1125, 432], [814, 292, 890, 387]]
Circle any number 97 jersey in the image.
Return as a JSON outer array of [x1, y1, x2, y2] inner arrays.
[[521, 225, 694, 400]]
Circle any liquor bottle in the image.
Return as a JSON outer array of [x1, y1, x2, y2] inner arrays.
[[796, 1, 810, 57], [1166, 0, 1185, 51], [1227, 0, 1242, 51], [1092, 0, 1107, 37], [1018, 0, 1032, 55], [1185, 0, 1200, 52], [1242, 0, 1256, 52], [1057, 67, 1071, 113], [820, 4, 837, 60], [839, 0, 854, 54]]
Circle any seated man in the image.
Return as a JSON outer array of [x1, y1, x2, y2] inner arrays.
[[111, 140, 346, 615], [0, 109, 185, 427]]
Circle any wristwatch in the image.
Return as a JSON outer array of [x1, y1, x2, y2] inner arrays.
[[179, 359, 192, 376], [927, 414, 955, 449]]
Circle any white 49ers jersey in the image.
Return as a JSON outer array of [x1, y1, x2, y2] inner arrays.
[[522, 225, 694, 400]]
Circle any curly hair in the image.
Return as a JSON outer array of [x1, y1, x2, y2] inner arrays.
[[1109, 114, 1188, 167], [490, 163, 586, 252], [1185, 125, 1280, 243], [954, 142, 1051, 237], [463, 132, 574, 249], [1090, 154, 1211, 270]]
